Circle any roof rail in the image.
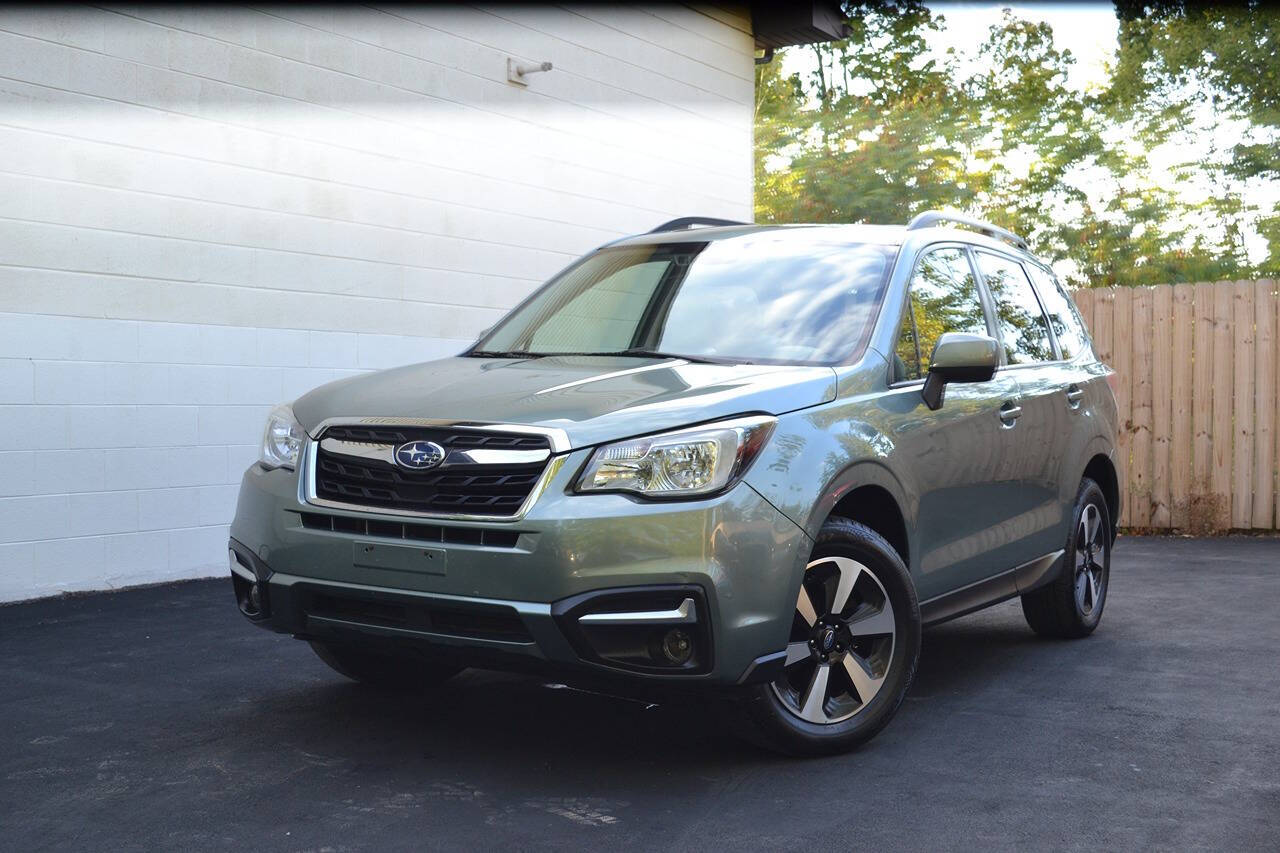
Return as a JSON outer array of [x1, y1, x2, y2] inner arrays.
[[649, 216, 747, 233], [906, 210, 1028, 251]]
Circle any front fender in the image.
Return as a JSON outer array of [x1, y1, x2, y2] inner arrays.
[[743, 398, 916, 571]]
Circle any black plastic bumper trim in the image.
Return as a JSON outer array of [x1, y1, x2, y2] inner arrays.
[[551, 584, 714, 676], [227, 538, 272, 622], [228, 538, 270, 582], [736, 650, 787, 685]]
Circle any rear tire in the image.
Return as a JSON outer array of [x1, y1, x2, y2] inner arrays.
[[731, 518, 921, 757], [310, 641, 463, 690], [1021, 477, 1111, 639]]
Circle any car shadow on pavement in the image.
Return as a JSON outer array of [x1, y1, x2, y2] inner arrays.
[[220, 664, 771, 770], [913, 605, 1051, 696], [212, 603, 1055, 769]]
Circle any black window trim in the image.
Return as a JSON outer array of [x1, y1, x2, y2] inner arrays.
[[886, 240, 998, 388], [887, 282, 921, 388], [970, 245, 1063, 369]]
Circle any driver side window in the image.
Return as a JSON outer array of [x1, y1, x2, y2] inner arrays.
[[893, 247, 989, 382]]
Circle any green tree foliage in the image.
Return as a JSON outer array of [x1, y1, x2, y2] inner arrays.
[[1110, 0, 1280, 270], [757, 2, 983, 225], [754, 0, 1279, 286]]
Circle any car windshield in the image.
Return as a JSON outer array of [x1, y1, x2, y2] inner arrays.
[[472, 234, 897, 365]]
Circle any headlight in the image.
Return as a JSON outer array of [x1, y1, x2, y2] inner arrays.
[[576, 415, 776, 499], [260, 404, 304, 470]]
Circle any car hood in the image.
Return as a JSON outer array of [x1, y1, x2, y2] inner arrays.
[[292, 355, 837, 448]]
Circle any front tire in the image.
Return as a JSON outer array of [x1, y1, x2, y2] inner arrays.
[[1021, 477, 1111, 639], [732, 518, 921, 756], [310, 641, 463, 691]]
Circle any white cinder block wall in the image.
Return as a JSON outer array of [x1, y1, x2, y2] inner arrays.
[[0, 4, 754, 602]]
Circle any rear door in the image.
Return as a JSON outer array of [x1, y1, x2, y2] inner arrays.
[[972, 250, 1071, 563], [1023, 261, 1105, 541], [883, 245, 1028, 602]]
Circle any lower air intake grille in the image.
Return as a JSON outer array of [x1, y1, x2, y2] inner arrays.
[[299, 512, 521, 549], [302, 590, 532, 643]]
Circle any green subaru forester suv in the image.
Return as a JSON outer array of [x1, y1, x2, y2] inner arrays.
[[229, 211, 1119, 755]]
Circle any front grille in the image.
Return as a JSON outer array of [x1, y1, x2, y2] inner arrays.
[[313, 425, 550, 517]]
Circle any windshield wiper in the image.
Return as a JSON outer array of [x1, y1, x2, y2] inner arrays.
[[468, 350, 543, 359], [470, 348, 749, 365], [523, 349, 743, 365], [618, 348, 740, 364]]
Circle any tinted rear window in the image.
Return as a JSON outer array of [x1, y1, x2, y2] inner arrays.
[[1025, 264, 1090, 359], [976, 251, 1055, 364]]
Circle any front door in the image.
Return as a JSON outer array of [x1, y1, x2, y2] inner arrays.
[[883, 245, 1031, 602]]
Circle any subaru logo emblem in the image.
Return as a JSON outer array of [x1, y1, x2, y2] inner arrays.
[[394, 440, 446, 470]]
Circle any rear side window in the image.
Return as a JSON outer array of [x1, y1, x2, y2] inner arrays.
[[893, 247, 989, 382], [1025, 264, 1090, 360], [976, 251, 1055, 364]]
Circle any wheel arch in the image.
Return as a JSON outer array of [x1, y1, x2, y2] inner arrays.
[[1081, 448, 1120, 544], [806, 460, 913, 571]]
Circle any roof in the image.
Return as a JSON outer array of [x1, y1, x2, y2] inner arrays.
[[606, 222, 1039, 260], [606, 223, 898, 247]]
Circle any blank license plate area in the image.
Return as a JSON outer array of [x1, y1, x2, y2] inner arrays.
[[353, 541, 447, 576]]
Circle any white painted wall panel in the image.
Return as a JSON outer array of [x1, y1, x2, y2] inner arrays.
[[0, 4, 754, 601]]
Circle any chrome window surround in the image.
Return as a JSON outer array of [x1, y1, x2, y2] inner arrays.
[[299, 417, 571, 522]]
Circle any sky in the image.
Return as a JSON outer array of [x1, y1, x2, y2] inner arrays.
[[925, 2, 1119, 91], [928, 2, 1271, 262], [781, 2, 1120, 92]]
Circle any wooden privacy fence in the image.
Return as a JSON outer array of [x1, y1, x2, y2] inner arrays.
[[1072, 281, 1280, 533]]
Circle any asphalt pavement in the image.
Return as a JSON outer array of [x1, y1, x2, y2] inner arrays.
[[2, 535, 1277, 851]]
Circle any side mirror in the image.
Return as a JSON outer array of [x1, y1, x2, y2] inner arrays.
[[921, 333, 1000, 410]]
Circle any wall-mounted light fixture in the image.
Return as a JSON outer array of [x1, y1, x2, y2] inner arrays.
[[507, 58, 553, 86]]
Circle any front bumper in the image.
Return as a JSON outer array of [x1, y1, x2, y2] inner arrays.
[[228, 449, 811, 685]]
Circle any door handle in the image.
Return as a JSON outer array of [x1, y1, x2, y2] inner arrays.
[[1066, 385, 1084, 407], [998, 402, 1022, 425]]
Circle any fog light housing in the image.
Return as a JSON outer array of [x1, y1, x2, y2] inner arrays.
[[659, 628, 693, 665], [552, 585, 712, 674], [229, 545, 270, 621]]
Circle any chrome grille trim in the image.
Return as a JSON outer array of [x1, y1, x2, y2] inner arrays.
[[319, 437, 551, 468], [307, 416, 572, 453], [300, 426, 568, 522]]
